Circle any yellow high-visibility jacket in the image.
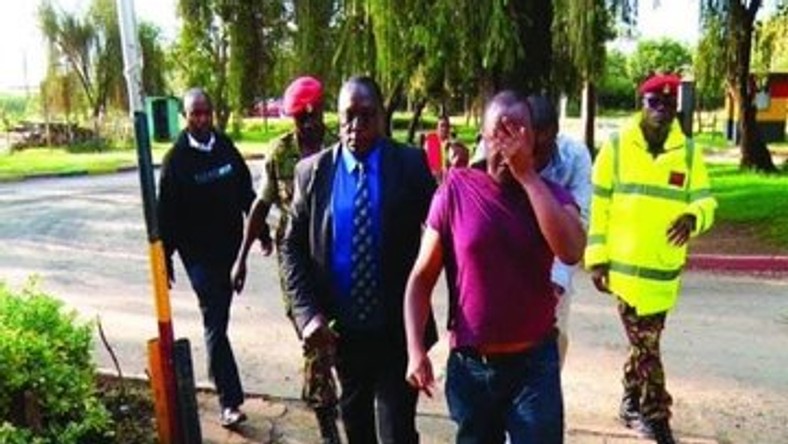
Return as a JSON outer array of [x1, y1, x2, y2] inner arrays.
[[585, 115, 717, 315]]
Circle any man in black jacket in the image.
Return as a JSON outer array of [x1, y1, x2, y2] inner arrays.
[[157, 88, 255, 428], [280, 76, 437, 443]]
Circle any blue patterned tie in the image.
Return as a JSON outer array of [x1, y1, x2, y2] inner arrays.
[[350, 162, 379, 324]]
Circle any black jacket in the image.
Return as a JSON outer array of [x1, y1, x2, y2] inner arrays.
[[281, 139, 438, 345], [158, 130, 255, 268]]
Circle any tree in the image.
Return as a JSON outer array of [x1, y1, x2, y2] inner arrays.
[[627, 38, 693, 85], [695, 15, 727, 111], [138, 23, 168, 96], [599, 49, 637, 110], [553, 0, 616, 155], [701, 0, 776, 172], [38, 0, 104, 120], [228, 0, 267, 128], [173, 0, 232, 129]]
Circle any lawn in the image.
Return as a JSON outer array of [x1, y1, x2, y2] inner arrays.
[[707, 164, 788, 248], [0, 118, 292, 181]]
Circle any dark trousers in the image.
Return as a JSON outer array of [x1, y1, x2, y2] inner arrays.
[[618, 300, 672, 421], [334, 330, 419, 444], [185, 262, 244, 409], [445, 336, 563, 444]]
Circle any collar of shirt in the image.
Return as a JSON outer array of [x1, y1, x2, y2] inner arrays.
[[340, 138, 383, 176], [187, 132, 215, 152]]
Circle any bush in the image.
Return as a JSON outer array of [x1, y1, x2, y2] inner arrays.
[[0, 280, 113, 443]]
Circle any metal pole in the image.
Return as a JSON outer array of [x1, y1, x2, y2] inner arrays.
[[115, 0, 180, 442]]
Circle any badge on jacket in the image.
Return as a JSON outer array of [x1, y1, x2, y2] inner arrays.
[[668, 171, 686, 187]]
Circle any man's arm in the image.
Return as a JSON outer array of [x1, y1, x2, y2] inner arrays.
[[232, 160, 277, 293], [280, 159, 323, 337], [498, 120, 585, 264], [404, 227, 444, 397], [585, 138, 615, 293], [232, 197, 273, 292]]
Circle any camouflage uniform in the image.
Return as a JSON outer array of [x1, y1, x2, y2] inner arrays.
[[618, 299, 673, 421], [259, 131, 339, 411]]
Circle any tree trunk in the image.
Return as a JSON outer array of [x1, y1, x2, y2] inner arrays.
[[385, 80, 404, 138], [407, 98, 427, 145], [734, 0, 776, 172], [581, 80, 596, 159]]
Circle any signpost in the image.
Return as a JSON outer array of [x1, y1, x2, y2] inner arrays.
[[115, 1, 199, 442]]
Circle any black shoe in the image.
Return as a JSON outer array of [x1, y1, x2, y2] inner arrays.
[[220, 407, 247, 428], [618, 389, 641, 428], [649, 419, 677, 444], [315, 407, 341, 444]]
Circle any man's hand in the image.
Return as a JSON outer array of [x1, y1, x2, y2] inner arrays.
[[406, 350, 435, 398], [231, 260, 247, 293], [667, 214, 696, 247], [493, 117, 537, 183], [590, 263, 611, 294], [303, 316, 338, 354]]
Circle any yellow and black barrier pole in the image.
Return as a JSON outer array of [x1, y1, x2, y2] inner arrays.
[[116, 0, 199, 442]]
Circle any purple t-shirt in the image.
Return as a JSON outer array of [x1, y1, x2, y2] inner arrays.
[[427, 168, 574, 348]]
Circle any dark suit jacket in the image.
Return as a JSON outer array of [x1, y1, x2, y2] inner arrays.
[[281, 139, 438, 346]]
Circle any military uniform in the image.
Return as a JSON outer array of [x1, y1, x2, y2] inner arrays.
[[260, 131, 339, 411], [586, 114, 716, 426]]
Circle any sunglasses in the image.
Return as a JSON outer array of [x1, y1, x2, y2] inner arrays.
[[644, 95, 677, 110]]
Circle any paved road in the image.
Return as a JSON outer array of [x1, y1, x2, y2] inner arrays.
[[1, 169, 787, 443]]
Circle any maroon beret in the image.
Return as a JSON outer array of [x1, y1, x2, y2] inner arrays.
[[639, 74, 682, 96], [283, 76, 323, 116]]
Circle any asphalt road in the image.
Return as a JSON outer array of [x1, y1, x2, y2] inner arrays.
[[1, 167, 787, 443]]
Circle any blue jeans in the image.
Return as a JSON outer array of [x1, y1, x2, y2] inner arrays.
[[445, 336, 563, 444], [185, 262, 244, 409]]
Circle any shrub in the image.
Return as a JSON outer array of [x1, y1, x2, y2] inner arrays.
[[0, 280, 113, 443]]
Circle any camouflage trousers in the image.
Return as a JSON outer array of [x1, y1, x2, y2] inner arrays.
[[618, 299, 673, 421], [302, 342, 339, 409], [274, 247, 338, 409]]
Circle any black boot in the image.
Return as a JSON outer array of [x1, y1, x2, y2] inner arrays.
[[314, 406, 341, 444], [618, 388, 641, 427], [648, 418, 677, 444]]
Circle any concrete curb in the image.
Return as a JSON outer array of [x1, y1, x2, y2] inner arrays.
[[687, 254, 788, 273]]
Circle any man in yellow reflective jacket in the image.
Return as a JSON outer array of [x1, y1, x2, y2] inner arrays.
[[585, 74, 717, 444]]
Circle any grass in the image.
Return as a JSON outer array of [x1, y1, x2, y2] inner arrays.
[[0, 139, 275, 181], [708, 164, 788, 248]]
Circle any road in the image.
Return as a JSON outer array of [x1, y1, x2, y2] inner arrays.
[[1, 168, 787, 443]]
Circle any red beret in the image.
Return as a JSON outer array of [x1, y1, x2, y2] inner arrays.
[[639, 74, 682, 96], [283, 76, 323, 116]]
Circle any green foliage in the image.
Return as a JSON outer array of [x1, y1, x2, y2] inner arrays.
[[695, 15, 727, 110], [598, 49, 637, 111], [0, 280, 112, 443], [627, 38, 693, 85], [138, 23, 168, 96]]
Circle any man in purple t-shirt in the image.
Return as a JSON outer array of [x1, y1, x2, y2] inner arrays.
[[404, 90, 586, 443]]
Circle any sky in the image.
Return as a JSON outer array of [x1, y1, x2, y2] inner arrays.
[[0, 0, 774, 93]]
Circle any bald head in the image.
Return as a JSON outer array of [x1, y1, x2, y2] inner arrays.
[[183, 88, 212, 114], [183, 88, 214, 140], [338, 76, 386, 156], [482, 91, 532, 135]]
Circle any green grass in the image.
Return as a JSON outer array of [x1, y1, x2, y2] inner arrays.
[[0, 139, 273, 181], [708, 164, 788, 248], [694, 131, 733, 150]]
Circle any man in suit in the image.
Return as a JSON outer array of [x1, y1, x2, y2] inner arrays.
[[280, 76, 437, 444]]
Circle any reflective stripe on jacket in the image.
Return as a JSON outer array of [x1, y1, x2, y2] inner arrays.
[[585, 115, 717, 314]]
